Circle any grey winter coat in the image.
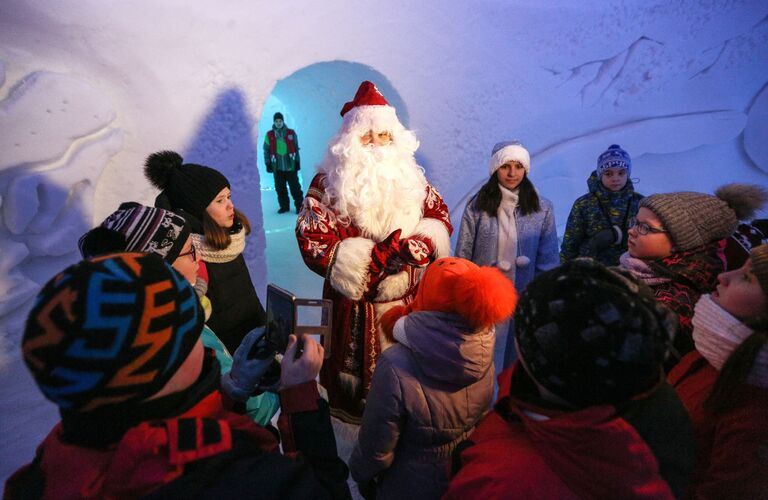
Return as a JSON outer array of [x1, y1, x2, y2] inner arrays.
[[349, 311, 494, 500], [454, 194, 559, 366], [454, 194, 559, 292]]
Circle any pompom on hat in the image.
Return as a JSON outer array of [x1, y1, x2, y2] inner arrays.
[[489, 141, 531, 177], [640, 183, 767, 252], [514, 258, 676, 407], [338, 81, 402, 136], [596, 144, 631, 178], [380, 257, 518, 339], [22, 253, 204, 413], [78, 202, 190, 263], [144, 150, 230, 224]]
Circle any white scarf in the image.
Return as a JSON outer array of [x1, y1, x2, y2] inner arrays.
[[191, 227, 246, 264], [496, 184, 519, 279], [692, 294, 768, 388]]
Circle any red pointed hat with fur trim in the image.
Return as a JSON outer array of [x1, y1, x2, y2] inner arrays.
[[340, 81, 389, 116], [380, 257, 518, 340], [338, 81, 403, 134]]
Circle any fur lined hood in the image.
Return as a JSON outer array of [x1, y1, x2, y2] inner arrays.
[[394, 311, 494, 387]]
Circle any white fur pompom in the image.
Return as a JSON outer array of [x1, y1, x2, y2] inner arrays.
[[516, 255, 531, 268]]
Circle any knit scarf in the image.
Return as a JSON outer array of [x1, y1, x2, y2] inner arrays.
[[496, 184, 519, 279], [692, 294, 768, 388], [191, 226, 246, 264], [619, 252, 671, 286]]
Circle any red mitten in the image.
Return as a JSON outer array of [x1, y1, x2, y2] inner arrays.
[[370, 229, 403, 277], [398, 235, 435, 267]]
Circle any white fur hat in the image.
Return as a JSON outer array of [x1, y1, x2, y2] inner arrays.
[[489, 141, 530, 177]]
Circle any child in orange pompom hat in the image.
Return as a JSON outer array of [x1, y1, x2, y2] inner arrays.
[[349, 257, 517, 500]]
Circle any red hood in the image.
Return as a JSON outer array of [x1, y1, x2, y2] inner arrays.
[[493, 365, 674, 499]]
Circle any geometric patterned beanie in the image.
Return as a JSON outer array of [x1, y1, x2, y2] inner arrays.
[[514, 258, 677, 407], [144, 150, 230, 224], [724, 222, 766, 270], [78, 202, 191, 262], [596, 144, 631, 178], [22, 253, 204, 413]]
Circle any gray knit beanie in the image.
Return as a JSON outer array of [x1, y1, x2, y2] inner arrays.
[[639, 184, 767, 251]]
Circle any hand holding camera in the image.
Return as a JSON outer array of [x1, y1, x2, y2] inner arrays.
[[280, 334, 324, 388], [221, 327, 277, 401]]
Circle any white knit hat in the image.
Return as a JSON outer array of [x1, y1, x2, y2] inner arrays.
[[489, 141, 530, 177]]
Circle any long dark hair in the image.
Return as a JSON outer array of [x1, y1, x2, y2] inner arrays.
[[475, 173, 541, 217], [202, 208, 251, 250], [704, 325, 767, 414]]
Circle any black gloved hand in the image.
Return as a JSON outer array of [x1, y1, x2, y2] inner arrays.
[[589, 225, 622, 251]]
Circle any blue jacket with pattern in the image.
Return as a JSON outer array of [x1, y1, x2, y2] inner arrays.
[[560, 171, 643, 266]]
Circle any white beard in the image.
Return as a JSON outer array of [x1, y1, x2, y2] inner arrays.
[[318, 129, 428, 241]]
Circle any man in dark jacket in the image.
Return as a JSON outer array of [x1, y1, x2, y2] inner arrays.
[[5, 253, 350, 499], [445, 258, 695, 499], [264, 112, 303, 214]]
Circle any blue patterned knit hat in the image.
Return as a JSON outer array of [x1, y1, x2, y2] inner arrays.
[[597, 144, 631, 178], [514, 258, 675, 407], [23, 253, 204, 413]]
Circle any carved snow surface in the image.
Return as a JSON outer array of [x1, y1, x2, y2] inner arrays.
[[547, 36, 665, 107], [745, 84, 768, 174], [691, 14, 768, 79], [0, 71, 116, 171], [0, 68, 122, 363]]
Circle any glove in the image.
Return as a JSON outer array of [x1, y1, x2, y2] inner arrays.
[[370, 229, 404, 276], [588, 226, 622, 251], [398, 235, 434, 267], [221, 327, 276, 402]]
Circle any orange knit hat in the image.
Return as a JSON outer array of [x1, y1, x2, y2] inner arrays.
[[380, 257, 518, 339]]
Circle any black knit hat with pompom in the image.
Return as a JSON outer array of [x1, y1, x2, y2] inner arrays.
[[144, 151, 230, 222], [514, 258, 676, 407]]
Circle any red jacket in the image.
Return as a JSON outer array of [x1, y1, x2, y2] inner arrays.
[[5, 382, 350, 500], [4, 391, 275, 499], [445, 365, 693, 499], [668, 351, 768, 499], [267, 128, 298, 157]]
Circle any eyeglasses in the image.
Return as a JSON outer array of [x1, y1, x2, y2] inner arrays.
[[628, 217, 668, 235], [178, 244, 197, 261]]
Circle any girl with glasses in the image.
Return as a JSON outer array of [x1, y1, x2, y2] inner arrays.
[[619, 184, 767, 368]]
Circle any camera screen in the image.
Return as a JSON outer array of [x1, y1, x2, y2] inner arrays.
[[266, 287, 295, 353]]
